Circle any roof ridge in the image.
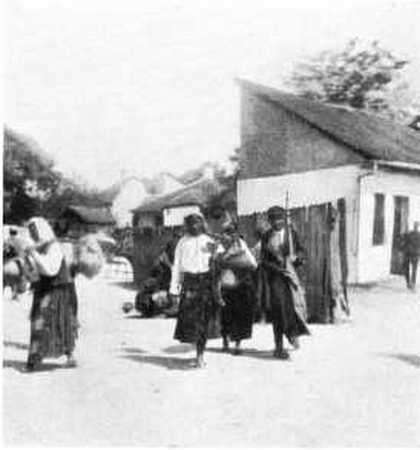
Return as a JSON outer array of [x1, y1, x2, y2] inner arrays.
[[237, 78, 420, 164]]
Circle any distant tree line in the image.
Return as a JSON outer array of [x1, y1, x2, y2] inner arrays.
[[3, 127, 108, 224]]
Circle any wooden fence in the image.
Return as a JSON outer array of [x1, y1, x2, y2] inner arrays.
[[239, 199, 348, 324]]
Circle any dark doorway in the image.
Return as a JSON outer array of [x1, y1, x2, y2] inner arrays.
[[391, 196, 409, 274]]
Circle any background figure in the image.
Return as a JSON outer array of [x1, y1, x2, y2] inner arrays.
[[219, 222, 258, 355], [170, 213, 223, 368], [259, 206, 310, 359], [402, 221, 420, 290]]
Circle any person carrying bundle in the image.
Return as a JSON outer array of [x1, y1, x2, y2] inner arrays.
[[24, 217, 104, 372], [218, 221, 258, 355]]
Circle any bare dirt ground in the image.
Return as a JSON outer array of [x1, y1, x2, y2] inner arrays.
[[3, 275, 420, 447]]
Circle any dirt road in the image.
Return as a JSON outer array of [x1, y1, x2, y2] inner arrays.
[[3, 276, 420, 446]]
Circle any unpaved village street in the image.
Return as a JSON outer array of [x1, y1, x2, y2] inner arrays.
[[3, 276, 420, 447]]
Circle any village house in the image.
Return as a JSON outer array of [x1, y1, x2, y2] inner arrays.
[[130, 168, 234, 285], [131, 167, 229, 229], [109, 173, 184, 228], [58, 205, 116, 239], [236, 79, 420, 286]]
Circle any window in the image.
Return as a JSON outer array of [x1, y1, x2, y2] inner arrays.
[[372, 193, 385, 246]]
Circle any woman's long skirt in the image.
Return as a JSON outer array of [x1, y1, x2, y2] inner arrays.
[[27, 283, 78, 365], [174, 273, 221, 344], [221, 282, 254, 342]]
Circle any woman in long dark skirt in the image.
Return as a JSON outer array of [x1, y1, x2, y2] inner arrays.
[[25, 219, 104, 372], [169, 213, 223, 368], [25, 218, 79, 371], [219, 222, 258, 355]]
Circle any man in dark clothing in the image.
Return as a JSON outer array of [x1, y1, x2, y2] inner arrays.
[[258, 206, 310, 359], [402, 222, 420, 290]]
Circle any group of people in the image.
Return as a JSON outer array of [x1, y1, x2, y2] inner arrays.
[[3, 217, 104, 372], [169, 206, 310, 368], [5, 209, 418, 373]]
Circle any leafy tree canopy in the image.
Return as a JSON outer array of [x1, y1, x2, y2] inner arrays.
[[288, 39, 420, 123]]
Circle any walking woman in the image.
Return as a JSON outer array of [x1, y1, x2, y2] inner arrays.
[[219, 222, 258, 355], [24, 217, 79, 371], [169, 213, 223, 368], [25, 218, 104, 371]]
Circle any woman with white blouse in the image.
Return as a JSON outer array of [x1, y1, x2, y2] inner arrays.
[[170, 213, 223, 368]]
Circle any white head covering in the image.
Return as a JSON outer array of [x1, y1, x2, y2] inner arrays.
[[27, 217, 56, 244]]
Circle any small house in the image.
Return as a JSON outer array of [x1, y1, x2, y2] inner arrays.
[[130, 175, 233, 285], [58, 205, 115, 239], [236, 79, 420, 290]]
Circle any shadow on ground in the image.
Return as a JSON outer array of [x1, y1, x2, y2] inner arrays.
[[206, 346, 293, 361], [119, 347, 145, 354], [378, 352, 420, 368], [120, 348, 196, 371], [163, 344, 194, 354], [3, 359, 63, 373], [3, 340, 28, 350]]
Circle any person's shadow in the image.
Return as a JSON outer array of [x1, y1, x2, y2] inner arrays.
[[377, 352, 420, 368], [120, 347, 196, 371], [3, 359, 63, 373], [206, 345, 295, 360], [162, 344, 194, 354]]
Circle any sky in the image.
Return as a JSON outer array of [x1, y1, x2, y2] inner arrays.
[[5, 0, 420, 189]]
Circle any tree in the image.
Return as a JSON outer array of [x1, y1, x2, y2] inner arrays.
[[288, 39, 419, 122], [4, 127, 108, 224], [4, 127, 61, 223]]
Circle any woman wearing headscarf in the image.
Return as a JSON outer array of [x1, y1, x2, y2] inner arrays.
[[25, 218, 104, 371], [218, 222, 257, 355], [23, 217, 78, 371], [169, 213, 223, 368]]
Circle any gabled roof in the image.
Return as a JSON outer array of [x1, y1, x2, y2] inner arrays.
[[238, 79, 420, 164], [133, 178, 224, 214], [63, 205, 115, 225]]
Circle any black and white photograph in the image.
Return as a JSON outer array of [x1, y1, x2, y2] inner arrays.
[[2, 0, 420, 446]]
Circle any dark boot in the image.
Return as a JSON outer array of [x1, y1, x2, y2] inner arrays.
[[233, 340, 242, 355], [222, 336, 229, 352], [273, 333, 289, 359]]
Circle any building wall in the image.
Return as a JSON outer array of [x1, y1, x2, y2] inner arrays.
[[239, 90, 364, 180], [163, 205, 201, 227], [112, 179, 148, 228], [357, 169, 420, 283], [238, 164, 361, 283]]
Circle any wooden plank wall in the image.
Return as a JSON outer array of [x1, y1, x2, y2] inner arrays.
[[238, 200, 347, 324]]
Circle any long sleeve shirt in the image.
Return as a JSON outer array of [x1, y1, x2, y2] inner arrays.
[[169, 234, 222, 296]]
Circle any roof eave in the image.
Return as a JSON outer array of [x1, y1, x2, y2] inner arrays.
[[375, 159, 420, 173]]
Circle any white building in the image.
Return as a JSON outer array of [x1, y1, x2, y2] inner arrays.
[[237, 80, 420, 284], [112, 173, 184, 228]]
